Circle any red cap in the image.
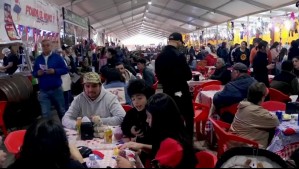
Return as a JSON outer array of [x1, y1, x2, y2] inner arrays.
[[155, 138, 183, 168]]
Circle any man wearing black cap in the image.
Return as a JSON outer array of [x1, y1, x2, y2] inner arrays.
[[213, 63, 256, 123], [155, 32, 194, 140]]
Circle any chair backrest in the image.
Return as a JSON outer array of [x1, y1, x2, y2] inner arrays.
[[202, 85, 222, 91], [4, 130, 26, 154], [269, 88, 292, 103], [0, 101, 7, 136], [209, 118, 259, 158], [219, 103, 239, 116], [193, 103, 210, 122], [262, 101, 286, 112], [152, 81, 159, 90], [195, 151, 217, 168], [122, 105, 133, 113], [193, 80, 222, 101]]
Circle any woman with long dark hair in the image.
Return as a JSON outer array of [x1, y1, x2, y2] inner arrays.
[[270, 42, 280, 62], [117, 93, 196, 168], [9, 119, 86, 168], [252, 41, 275, 87]]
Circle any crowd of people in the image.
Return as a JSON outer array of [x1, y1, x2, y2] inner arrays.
[[1, 31, 299, 168]]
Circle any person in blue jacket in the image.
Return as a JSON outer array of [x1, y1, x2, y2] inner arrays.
[[32, 39, 68, 120]]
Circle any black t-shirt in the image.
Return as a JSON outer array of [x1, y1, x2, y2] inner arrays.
[[3, 53, 18, 75]]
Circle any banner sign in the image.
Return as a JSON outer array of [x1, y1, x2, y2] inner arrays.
[[63, 8, 88, 29], [0, 0, 59, 44]]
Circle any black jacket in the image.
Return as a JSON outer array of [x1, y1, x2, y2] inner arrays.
[[270, 71, 299, 95], [155, 45, 192, 95], [121, 108, 151, 144], [253, 51, 270, 87], [210, 66, 231, 85], [288, 47, 299, 61]]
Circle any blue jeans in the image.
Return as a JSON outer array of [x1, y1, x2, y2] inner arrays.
[[39, 87, 65, 120]]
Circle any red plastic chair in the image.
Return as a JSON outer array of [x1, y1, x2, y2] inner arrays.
[[261, 101, 286, 112], [0, 101, 8, 136], [122, 105, 133, 113], [193, 80, 222, 101], [152, 81, 159, 91], [268, 88, 292, 103], [4, 130, 26, 155], [193, 103, 210, 140], [202, 85, 222, 91], [195, 151, 218, 168], [219, 103, 239, 116], [209, 118, 259, 158]]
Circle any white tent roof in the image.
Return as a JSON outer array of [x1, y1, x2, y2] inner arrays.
[[46, 0, 298, 40]]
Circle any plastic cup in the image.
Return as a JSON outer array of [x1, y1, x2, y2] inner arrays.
[[290, 95, 298, 102], [276, 111, 283, 123]]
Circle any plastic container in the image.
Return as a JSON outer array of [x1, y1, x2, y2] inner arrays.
[[276, 111, 283, 123], [87, 154, 100, 168]]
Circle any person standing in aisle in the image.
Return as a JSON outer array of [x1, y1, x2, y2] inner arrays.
[[155, 32, 194, 140], [32, 39, 68, 120]]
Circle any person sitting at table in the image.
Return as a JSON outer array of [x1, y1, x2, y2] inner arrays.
[[213, 63, 256, 123], [115, 62, 136, 84], [9, 119, 87, 168], [270, 60, 299, 95], [291, 149, 299, 168], [209, 58, 231, 85], [137, 58, 156, 87], [121, 79, 155, 165], [116, 93, 196, 168], [121, 79, 155, 143], [103, 68, 130, 105], [205, 45, 218, 66], [187, 54, 197, 71], [62, 72, 125, 129], [292, 56, 299, 78], [230, 82, 280, 148]]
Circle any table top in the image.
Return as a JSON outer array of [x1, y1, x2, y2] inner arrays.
[[65, 128, 144, 168]]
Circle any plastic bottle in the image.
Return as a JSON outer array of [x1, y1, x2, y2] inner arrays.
[[76, 117, 82, 135], [87, 154, 100, 168]]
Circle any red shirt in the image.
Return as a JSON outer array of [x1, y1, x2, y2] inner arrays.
[[205, 54, 217, 66]]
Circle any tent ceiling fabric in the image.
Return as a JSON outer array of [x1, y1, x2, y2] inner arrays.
[[46, 0, 298, 40]]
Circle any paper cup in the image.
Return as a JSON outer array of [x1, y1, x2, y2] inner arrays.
[[290, 95, 298, 102]]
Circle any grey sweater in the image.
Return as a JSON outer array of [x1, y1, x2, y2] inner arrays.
[[62, 88, 126, 129]]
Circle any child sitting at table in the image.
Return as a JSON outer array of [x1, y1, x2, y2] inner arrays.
[[117, 93, 197, 168], [121, 79, 155, 144]]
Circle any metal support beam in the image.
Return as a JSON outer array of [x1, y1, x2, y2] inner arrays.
[[83, 0, 131, 17], [105, 18, 142, 30], [61, 0, 85, 8], [91, 2, 147, 25], [152, 4, 217, 25], [174, 0, 237, 18], [148, 11, 201, 29], [238, 0, 271, 9]]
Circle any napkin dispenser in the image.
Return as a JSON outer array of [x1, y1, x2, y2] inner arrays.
[[286, 102, 299, 114], [81, 122, 94, 140]]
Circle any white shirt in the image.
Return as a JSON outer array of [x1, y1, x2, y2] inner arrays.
[[0, 59, 3, 67], [43, 52, 52, 66]]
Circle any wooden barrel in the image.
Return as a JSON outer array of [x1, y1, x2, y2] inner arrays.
[[0, 75, 33, 102]]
